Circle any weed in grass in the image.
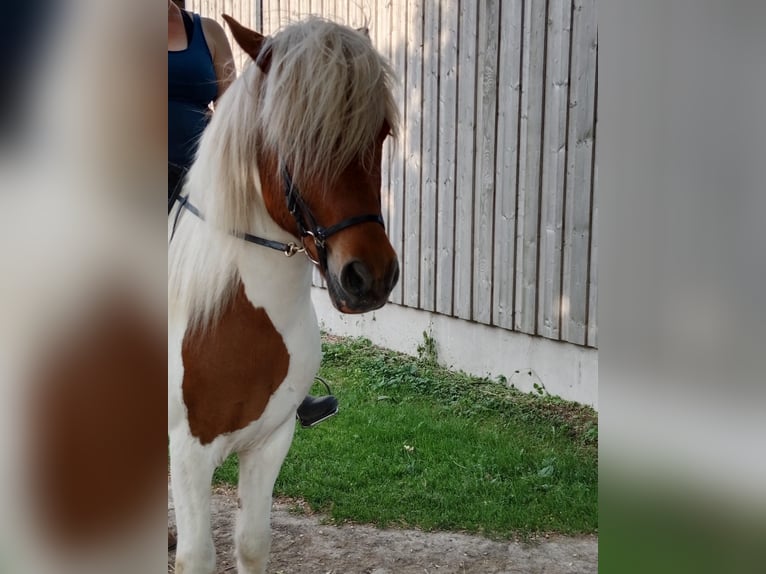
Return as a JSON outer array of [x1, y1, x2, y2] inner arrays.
[[416, 330, 439, 365]]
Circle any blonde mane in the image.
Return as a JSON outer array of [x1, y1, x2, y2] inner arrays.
[[168, 17, 398, 329]]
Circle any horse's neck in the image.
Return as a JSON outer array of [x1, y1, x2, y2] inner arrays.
[[229, 186, 315, 317], [234, 241, 315, 327]]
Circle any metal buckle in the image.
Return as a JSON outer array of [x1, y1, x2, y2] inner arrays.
[[283, 243, 305, 257]]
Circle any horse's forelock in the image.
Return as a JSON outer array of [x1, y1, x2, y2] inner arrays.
[[255, 17, 399, 189]]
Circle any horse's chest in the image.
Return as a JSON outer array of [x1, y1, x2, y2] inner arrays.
[[181, 285, 290, 445]]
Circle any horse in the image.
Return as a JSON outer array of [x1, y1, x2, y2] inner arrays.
[[168, 15, 400, 574]]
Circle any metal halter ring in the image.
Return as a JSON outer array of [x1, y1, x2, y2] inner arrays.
[[283, 242, 306, 257]]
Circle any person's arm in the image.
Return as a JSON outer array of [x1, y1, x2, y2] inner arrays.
[[200, 16, 236, 100]]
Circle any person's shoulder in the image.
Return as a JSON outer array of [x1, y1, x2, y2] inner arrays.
[[199, 16, 228, 41], [198, 15, 233, 59]]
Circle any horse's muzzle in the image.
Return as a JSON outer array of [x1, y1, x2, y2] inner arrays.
[[328, 257, 399, 313]]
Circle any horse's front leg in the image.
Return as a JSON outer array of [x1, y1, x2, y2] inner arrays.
[[235, 418, 296, 574], [170, 432, 218, 574]]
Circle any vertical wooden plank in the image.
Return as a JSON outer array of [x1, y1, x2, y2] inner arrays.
[[262, 0, 271, 33], [452, 0, 478, 321], [587, 181, 597, 347], [491, 0, 523, 330], [287, 0, 299, 23], [403, 0, 424, 308], [262, 0, 271, 34], [368, 0, 377, 67], [272, 0, 281, 33], [561, 0, 596, 345], [386, 0, 406, 305], [586, 48, 598, 348], [472, 0, 501, 325], [256, 0, 263, 33], [419, 0, 439, 312], [239, 0, 249, 38], [435, 0, 458, 316], [348, 2, 361, 27], [369, 0, 379, 71], [536, 0, 571, 340], [375, 0, 394, 281], [278, 0, 285, 29], [514, 0, 547, 335], [240, 0, 252, 69]]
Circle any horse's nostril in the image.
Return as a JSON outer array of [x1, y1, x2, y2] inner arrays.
[[340, 261, 373, 297]]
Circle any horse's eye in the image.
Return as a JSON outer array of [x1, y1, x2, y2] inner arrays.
[[378, 121, 391, 141]]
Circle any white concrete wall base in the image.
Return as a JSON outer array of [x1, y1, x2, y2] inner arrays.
[[312, 288, 598, 410]]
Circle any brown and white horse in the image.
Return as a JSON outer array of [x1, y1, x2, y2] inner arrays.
[[168, 15, 399, 574]]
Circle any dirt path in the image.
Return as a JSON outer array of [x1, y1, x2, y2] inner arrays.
[[168, 485, 597, 574]]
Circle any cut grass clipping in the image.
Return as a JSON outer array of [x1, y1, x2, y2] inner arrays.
[[214, 335, 597, 538]]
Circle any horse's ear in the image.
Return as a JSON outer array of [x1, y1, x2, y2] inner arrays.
[[357, 26, 370, 38], [255, 40, 272, 74], [221, 14, 271, 72]]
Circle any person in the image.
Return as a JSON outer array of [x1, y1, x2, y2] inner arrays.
[[168, 0, 338, 428], [168, 0, 234, 209]]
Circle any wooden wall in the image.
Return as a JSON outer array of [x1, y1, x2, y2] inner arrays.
[[187, 0, 599, 348]]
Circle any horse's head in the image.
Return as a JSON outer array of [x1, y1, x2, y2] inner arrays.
[[223, 15, 399, 314]]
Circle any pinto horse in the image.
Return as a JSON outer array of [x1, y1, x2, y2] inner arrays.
[[168, 15, 399, 574]]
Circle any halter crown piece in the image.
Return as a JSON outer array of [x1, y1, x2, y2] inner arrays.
[[170, 162, 385, 273]]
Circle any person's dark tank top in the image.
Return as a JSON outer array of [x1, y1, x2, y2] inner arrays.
[[168, 12, 218, 168]]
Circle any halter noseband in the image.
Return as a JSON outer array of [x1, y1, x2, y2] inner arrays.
[[170, 163, 385, 272], [281, 163, 385, 270]]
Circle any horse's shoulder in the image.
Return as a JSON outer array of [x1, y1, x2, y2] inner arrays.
[[181, 284, 291, 445]]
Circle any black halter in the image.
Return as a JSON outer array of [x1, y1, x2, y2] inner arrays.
[[169, 163, 385, 272], [281, 163, 385, 270]]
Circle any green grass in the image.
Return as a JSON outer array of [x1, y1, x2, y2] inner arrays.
[[214, 335, 598, 538]]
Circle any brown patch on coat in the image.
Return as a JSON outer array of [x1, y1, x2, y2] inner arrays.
[[181, 283, 290, 445], [28, 291, 166, 548]]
